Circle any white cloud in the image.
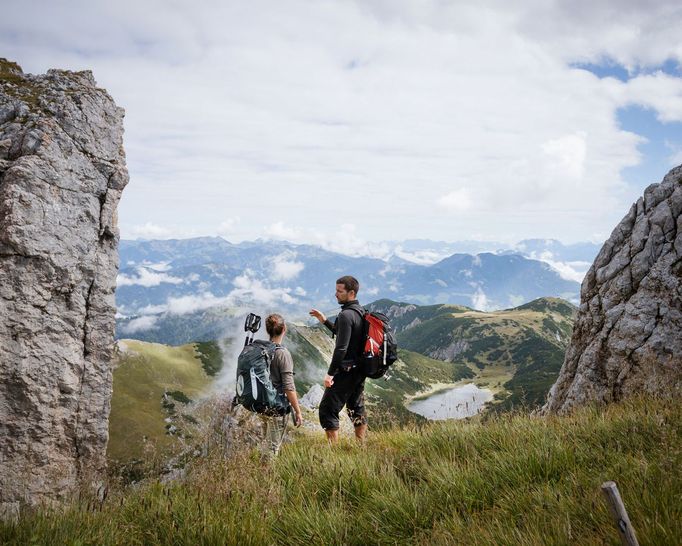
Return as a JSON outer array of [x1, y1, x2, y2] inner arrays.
[[217, 217, 241, 238], [120, 315, 159, 334], [542, 133, 587, 179], [232, 272, 297, 305], [265, 222, 302, 241], [271, 252, 305, 281], [122, 222, 201, 240], [437, 188, 473, 212], [138, 303, 169, 315], [261, 221, 393, 260], [313, 224, 392, 259], [4, 1, 682, 243], [531, 251, 591, 283], [623, 72, 682, 123], [143, 261, 172, 272], [393, 247, 450, 265], [471, 287, 490, 311], [135, 270, 300, 315], [165, 293, 231, 314], [117, 267, 184, 287], [125, 222, 173, 240]]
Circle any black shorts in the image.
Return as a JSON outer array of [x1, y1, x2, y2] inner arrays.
[[318, 367, 367, 430]]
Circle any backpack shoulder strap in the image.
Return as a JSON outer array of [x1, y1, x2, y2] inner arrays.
[[269, 343, 288, 360], [261, 340, 279, 361], [345, 304, 366, 319]]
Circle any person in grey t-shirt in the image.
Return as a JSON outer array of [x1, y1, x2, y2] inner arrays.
[[261, 313, 302, 457]]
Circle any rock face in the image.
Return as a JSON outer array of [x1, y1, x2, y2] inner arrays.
[[543, 166, 682, 414], [0, 59, 128, 511], [300, 383, 325, 409]]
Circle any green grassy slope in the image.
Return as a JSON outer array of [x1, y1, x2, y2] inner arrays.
[[369, 297, 576, 410], [109, 340, 219, 463], [109, 331, 334, 465], [5, 397, 680, 545], [283, 324, 333, 392]]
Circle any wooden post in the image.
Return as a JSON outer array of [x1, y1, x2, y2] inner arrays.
[[601, 481, 640, 546]]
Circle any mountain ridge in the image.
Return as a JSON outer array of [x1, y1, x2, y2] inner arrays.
[[116, 238, 582, 322]]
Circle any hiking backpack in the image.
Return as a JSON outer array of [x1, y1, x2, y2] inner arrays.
[[350, 307, 398, 379], [234, 313, 291, 415]]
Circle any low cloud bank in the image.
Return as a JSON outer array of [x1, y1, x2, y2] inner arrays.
[[119, 315, 159, 334], [117, 266, 184, 287], [529, 251, 591, 283]]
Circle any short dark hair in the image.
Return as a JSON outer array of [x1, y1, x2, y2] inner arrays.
[[265, 313, 285, 338], [336, 275, 359, 294]]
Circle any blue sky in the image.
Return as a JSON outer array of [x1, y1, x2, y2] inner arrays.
[[2, 0, 681, 253], [575, 59, 682, 195], [620, 104, 682, 192]]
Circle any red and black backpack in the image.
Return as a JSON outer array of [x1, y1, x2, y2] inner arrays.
[[350, 307, 398, 379]]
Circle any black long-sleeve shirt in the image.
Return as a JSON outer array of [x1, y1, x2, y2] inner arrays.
[[324, 300, 364, 375]]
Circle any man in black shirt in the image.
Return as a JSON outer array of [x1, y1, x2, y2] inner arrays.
[[309, 275, 367, 443]]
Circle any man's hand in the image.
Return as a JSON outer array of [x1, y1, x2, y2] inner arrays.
[[309, 308, 326, 324], [324, 374, 334, 388], [294, 410, 302, 427]]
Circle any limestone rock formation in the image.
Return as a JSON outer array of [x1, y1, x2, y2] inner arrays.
[[300, 383, 325, 409], [0, 59, 128, 513], [543, 165, 682, 414]]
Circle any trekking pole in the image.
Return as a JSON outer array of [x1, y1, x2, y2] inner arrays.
[[275, 412, 290, 454], [244, 313, 261, 346]]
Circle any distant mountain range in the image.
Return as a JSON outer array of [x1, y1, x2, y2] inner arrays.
[[385, 238, 600, 266], [116, 237, 596, 332]]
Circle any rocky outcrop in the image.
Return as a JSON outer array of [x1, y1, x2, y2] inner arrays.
[[543, 166, 682, 414], [430, 339, 470, 362], [0, 59, 128, 512], [300, 384, 325, 409]]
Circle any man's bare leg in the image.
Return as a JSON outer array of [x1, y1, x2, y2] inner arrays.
[[326, 429, 339, 443], [354, 424, 367, 443]]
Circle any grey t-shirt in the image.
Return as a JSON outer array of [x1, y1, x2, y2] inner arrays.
[[269, 346, 295, 394]]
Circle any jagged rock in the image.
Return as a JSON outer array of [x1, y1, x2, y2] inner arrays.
[[300, 383, 325, 409], [543, 166, 682, 414], [404, 317, 422, 331], [0, 59, 128, 510], [430, 339, 470, 361]]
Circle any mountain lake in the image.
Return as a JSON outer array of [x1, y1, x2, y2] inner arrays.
[[407, 383, 493, 420]]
